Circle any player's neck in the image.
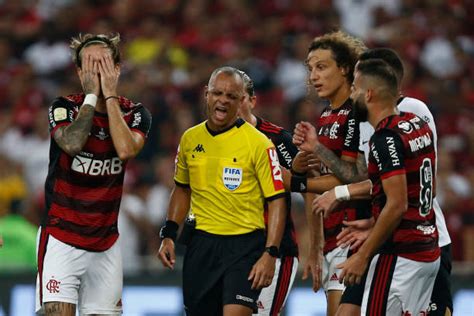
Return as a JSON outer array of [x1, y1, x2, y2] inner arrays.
[[241, 113, 257, 127], [369, 103, 399, 128], [328, 85, 351, 109]]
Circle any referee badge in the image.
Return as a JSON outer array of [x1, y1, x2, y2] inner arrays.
[[223, 167, 242, 191]]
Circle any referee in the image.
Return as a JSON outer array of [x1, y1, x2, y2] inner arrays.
[[158, 66, 287, 316]]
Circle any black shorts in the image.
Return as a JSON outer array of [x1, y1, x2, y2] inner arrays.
[[429, 244, 453, 315], [182, 229, 265, 315], [339, 268, 367, 306]]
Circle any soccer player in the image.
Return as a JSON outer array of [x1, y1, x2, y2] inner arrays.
[[157, 66, 286, 316], [288, 31, 368, 316], [307, 58, 440, 315], [36, 33, 151, 316], [238, 70, 299, 316], [314, 48, 453, 316]]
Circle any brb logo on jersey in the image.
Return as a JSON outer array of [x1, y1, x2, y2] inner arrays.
[[223, 167, 242, 191], [267, 148, 284, 191], [71, 155, 123, 176]]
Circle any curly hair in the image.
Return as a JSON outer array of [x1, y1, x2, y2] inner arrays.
[[70, 33, 121, 68], [307, 30, 366, 84]]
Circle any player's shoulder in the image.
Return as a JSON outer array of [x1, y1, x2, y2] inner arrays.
[[257, 117, 284, 134], [398, 97, 433, 120]]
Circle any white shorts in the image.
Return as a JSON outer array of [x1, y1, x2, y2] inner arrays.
[[254, 256, 298, 316], [35, 228, 123, 315], [361, 254, 440, 316], [322, 246, 349, 292]]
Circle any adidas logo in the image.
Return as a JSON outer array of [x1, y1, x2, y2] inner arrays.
[[300, 183, 306, 191], [330, 273, 339, 281], [193, 144, 205, 153]]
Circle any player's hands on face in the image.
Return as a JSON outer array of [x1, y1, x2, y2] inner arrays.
[[302, 249, 323, 292], [312, 189, 339, 218], [248, 252, 276, 290], [336, 252, 368, 287], [98, 53, 120, 98], [336, 218, 374, 250], [157, 238, 176, 270], [78, 54, 100, 96], [293, 122, 319, 152], [292, 151, 320, 174]]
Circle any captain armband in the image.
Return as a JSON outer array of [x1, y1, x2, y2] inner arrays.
[[290, 175, 307, 193], [334, 185, 351, 201], [159, 220, 179, 241]]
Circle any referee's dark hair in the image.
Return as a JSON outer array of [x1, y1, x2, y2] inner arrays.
[[359, 48, 404, 85], [356, 59, 399, 99]]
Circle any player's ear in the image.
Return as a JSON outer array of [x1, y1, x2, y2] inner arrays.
[[365, 89, 373, 102]]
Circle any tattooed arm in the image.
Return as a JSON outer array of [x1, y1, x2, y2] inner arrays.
[[54, 53, 100, 157], [53, 105, 95, 157], [314, 143, 368, 183]]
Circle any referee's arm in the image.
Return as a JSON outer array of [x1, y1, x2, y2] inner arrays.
[[249, 195, 286, 289], [157, 183, 191, 269]]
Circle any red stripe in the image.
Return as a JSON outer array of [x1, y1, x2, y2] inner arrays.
[[272, 257, 293, 315], [49, 204, 118, 226], [374, 255, 387, 314], [84, 138, 115, 153], [341, 150, 358, 158], [380, 169, 405, 179], [37, 229, 49, 306], [371, 255, 387, 314], [48, 227, 117, 251], [55, 178, 123, 201]]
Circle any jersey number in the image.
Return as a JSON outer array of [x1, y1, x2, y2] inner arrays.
[[419, 158, 433, 216]]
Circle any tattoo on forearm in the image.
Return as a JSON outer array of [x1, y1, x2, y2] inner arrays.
[[54, 105, 95, 156], [315, 143, 367, 183]]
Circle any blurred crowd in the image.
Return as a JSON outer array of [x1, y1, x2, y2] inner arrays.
[[0, 0, 473, 274]]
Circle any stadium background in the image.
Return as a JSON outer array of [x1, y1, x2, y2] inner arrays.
[[0, 0, 473, 315]]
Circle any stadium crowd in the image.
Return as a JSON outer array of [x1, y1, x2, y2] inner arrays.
[[0, 0, 473, 274]]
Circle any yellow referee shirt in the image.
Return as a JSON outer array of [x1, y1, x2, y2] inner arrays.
[[174, 118, 285, 235]]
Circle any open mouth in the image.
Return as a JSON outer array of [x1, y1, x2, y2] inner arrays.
[[214, 105, 228, 120]]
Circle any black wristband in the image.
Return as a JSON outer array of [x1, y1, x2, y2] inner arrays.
[[159, 220, 179, 241], [291, 170, 307, 177], [104, 95, 119, 102], [290, 175, 307, 192]]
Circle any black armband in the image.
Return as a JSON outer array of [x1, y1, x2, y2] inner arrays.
[[290, 175, 307, 193], [159, 220, 179, 241]]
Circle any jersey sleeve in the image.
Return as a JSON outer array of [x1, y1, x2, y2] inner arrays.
[[370, 129, 406, 180], [173, 135, 190, 186], [341, 110, 360, 158], [128, 105, 152, 138], [272, 129, 299, 169], [253, 136, 285, 199], [48, 97, 74, 135]]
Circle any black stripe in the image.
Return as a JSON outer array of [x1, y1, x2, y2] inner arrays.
[[379, 254, 396, 314], [50, 217, 118, 237], [56, 167, 124, 188], [53, 193, 121, 214], [266, 192, 286, 202], [175, 180, 190, 188]]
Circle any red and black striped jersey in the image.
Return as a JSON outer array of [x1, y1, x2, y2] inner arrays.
[[316, 99, 368, 253], [368, 112, 439, 262], [256, 117, 299, 257], [43, 93, 151, 251]]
